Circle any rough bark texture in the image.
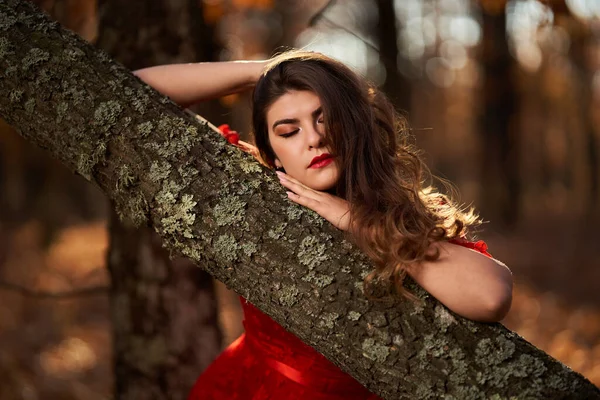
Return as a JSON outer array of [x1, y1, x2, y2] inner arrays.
[[1, 1, 599, 398], [95, 0, 223, 398], [107, 216, 221, 400]]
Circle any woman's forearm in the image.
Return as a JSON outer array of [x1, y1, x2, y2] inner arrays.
[[406, 242, 513, 322], [133, 60, 267, 107]]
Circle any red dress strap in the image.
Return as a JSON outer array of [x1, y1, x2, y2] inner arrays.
[[448, 237, 492, 258]]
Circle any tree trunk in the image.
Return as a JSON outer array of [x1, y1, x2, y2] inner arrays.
[[95, 0, 223, 398], [375, 0, 411, 115], [1, 1, 599, 398], [480, 4, 520, 227]]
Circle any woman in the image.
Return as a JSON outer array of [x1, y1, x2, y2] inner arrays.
[[134, 50, 513, 399]]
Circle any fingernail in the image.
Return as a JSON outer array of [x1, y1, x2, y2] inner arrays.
[[275, 171, 284, 176]]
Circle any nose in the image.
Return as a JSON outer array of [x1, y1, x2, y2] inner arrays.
[[306, 125, 324, 149]]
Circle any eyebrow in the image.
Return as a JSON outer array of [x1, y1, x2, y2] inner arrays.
[[272, 107, 323, 131]]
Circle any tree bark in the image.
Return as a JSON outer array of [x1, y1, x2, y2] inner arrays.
[[1, 1, 599, 398], [94, 0, 223, 398]]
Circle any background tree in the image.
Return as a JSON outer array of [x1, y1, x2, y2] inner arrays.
[[95, 0, 225, 398], [479, 0, 520, 227]]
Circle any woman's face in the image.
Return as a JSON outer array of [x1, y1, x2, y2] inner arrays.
[[266, 90, 340, 191]]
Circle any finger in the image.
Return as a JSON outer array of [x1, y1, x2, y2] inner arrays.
[[276, 171, 309, 189], [277, 172, 321, 200], [286, 191, 322, 212]]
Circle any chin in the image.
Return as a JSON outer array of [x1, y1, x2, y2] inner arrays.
[[310, 183, 336, 192], [307, 177, 338, 192]]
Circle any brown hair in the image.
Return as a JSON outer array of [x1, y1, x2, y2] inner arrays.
[[252, 50, 480, 298]]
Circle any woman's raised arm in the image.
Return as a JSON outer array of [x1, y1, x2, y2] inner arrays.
[[133, 60, 267, 108]]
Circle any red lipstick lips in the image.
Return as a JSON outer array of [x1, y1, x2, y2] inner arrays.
[[309, 153, 334, 168]]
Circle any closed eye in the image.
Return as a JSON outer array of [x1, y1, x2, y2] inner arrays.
[[280, 129, 299, 138]]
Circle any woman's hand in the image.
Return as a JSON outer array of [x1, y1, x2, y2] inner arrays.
[[277, 171, 351, 231]]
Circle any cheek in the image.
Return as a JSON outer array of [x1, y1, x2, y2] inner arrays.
[[271, 142, 295, 165]]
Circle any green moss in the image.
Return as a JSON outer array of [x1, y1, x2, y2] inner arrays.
[[545, 373, 570, 391], [286, 204, 304, 220], [212, 195, 247, 227], [448, 385, 486, 400], [94, 100, 123, 132], [177, 165, 199, 182], [302, 271, 334, 288], [0, 14, 18, 32], [76, 141, 106, 180], [392, 335, 403, 347], [55, 102, 68, 123], [347, 311, 362, 321], [278, 285, 300, 307], [117, 164, 136, 191], [475, 336, 515, 365], [160, 194, 197, 238], [5, 65, 17, 78], [158, 115, 198, 139], [213, 234, 240, 262], [420, 334, 450, 358], [24, 97, 35, 113], [297, 235, 329, 269], [63, 83, 87, 105], [320, 312, 339, 329], [143, 117, 201, 159], [21, 48, 49, 71], [475, 353, 546, 389], [149, 160, 171, 183], [179, 241, 204, 263], [63, 47, 85, 61], [131, 89, 150, 114], [434, 304, 456, 333], [9, 89, 23, 103], [238, 154, 263, 174], [116, 190, 148, 227], [155, 180, 184, 206], [240, 241, 257, 257], [267, 222, 287, 239], [236, 179, 261, 196], [34, 69, 50, 86], [303, 209, 324, 227], [368, 312, 388, 328], [447, 347, 469, 387], [0, 37, 14, 57], [362, 338, 389, 363]]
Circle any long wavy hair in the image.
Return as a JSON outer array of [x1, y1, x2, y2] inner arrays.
[[251, 50, 480, 298]]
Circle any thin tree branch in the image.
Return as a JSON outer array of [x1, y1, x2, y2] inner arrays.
[[0, 280, 109, 299], [308, 0, 379, 52]]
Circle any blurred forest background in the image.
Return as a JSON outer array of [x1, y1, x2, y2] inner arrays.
[[1, 0, 600, 398]]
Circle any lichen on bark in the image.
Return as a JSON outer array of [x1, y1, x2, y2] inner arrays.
[[1, 1, 600, 398]]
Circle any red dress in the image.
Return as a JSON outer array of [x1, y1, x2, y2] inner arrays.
[[188, 239, 491, 400]]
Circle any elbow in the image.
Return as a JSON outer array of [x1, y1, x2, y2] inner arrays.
[[481, 279, 513, 322], [484, 288, 512, 322]]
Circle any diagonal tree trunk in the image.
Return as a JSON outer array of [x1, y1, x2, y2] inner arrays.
[[94, 0, 223, 399], [1, 1, 599, 398]]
